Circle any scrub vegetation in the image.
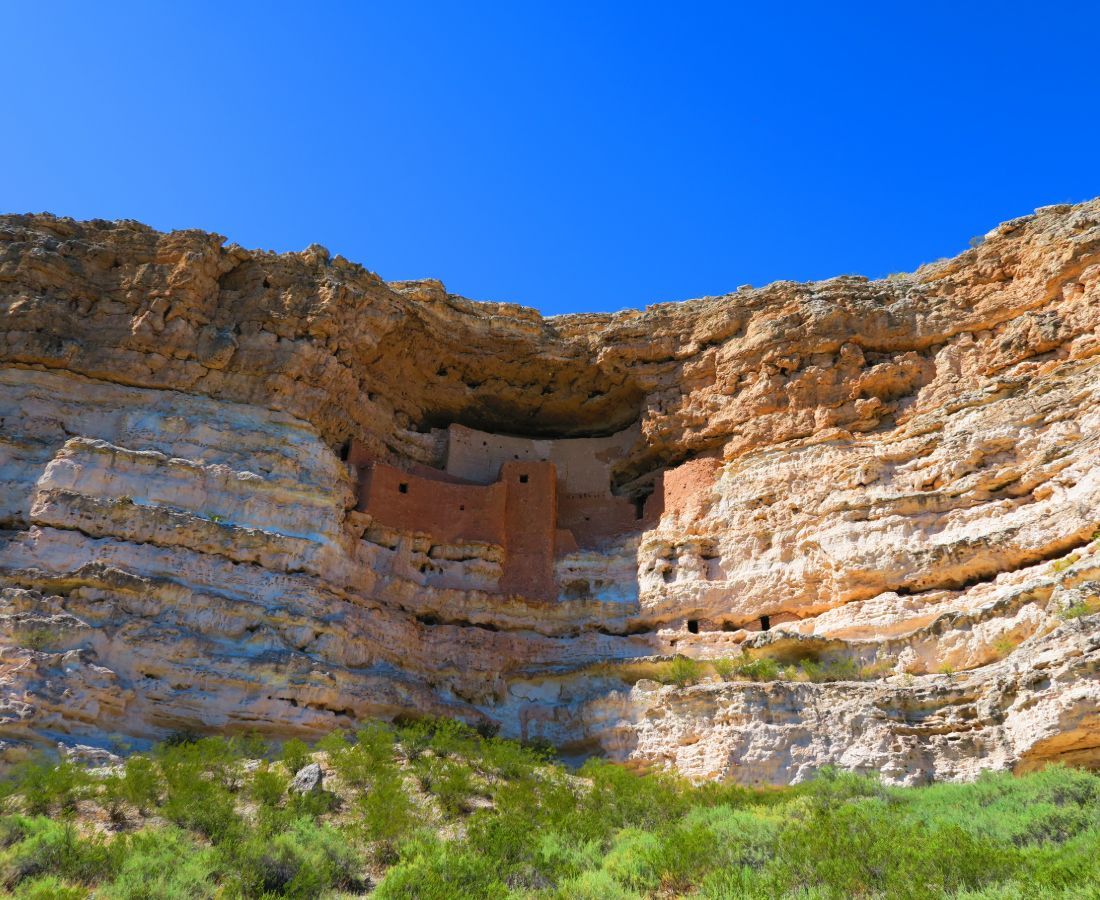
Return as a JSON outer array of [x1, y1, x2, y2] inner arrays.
[[2, 720, 1099, 898]]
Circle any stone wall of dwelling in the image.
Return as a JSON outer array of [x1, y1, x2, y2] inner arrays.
[[499, 460, 558, 599], [358, 461, 507, 545], [558, 491, 640, 548], [444, 423, 637, 494]]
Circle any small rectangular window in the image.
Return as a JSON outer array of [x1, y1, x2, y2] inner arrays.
[[687, 619, 699, 634], [398, 482, 409, 494], [760, 615, 770, 631], [519, 474, 529, 484]]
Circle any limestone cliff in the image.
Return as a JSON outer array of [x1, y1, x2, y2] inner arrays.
[[1, 200, 1098, 785]]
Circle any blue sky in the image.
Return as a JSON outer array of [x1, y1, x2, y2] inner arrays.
[[3, 2, 1097, 315]]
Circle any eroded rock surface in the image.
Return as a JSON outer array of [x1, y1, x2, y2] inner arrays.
[[1, 201, 1098, 784]]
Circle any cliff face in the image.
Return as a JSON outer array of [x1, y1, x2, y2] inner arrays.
[[1, 201, 1098, 785]]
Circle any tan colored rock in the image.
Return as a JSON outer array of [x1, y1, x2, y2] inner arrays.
[[1, 200, 1098, 783]]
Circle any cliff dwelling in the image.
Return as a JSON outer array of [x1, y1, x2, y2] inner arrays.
[[349, 423, 693, 600]]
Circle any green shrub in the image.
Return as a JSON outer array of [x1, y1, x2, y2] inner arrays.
[[355, 769, 417, 842], [101, 827, 216, 899], [711, 657, 736, 680], [374, 833, 508, 899], [735, 657, 779, 681], [1061, 601, 1096, 620], [14, 629, 54, 652], [7, 758, 89, 815], [1052, 553, 1081, 574], [663, 655, 702, 686], [0, 815, 118, 887], [555, 867, 644, 899], [801, 657, 861, 682], [416, 755, 477, 816], [280, 738, 311, 774], [250, 762, 289, 807], [226, 817, 363, 898], [12, 874, 87, 899]]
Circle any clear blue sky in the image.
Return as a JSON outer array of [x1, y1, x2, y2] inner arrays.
[[3, 2, 1097, 315]]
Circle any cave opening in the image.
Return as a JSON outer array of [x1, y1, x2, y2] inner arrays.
[[687, 619, 699, 634], [760, 615, 771, 631]]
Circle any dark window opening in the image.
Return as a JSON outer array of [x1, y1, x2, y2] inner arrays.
[[339, 439, 351, 462], [687, 619, 699, 634], [513, 454, 519, 459], [459, 504, 465, 511], [760, 615, 771, 631], [632, 497, 647, 520], [519, 474, 529, 484], [398, 482, 409, 494]]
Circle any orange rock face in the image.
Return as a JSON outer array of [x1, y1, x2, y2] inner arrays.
[[1, 200, 1098, 784]]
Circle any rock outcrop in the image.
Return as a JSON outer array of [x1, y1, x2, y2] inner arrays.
[[1, 201, 1098, 785]]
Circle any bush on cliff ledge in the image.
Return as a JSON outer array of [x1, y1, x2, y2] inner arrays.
[[2, 721, 1099, 898]]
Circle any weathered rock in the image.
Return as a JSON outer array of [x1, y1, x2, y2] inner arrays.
[[289, 763, 323, 794], [0, 200, 1098, 784]]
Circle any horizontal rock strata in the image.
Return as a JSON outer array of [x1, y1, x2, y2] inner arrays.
[[1, 200, 1098, 784]]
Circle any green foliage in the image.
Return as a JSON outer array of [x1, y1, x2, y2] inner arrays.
[[663, 655, 702, 686], [711, 657, 736, 679], [3, 726, 1100, 898], [800, 656, 861, 682], [735, 657, 779, 681], [1051, 552, 1081, 574], [1061, 600, 1096, 620], [355, 770, 417, 844], [374, 833, 508, 900], [6, 758, 89, 815], [0, 815, 119, 887], [101, 826, 216, 899], [415, 755, 478, 816], [12, 874, 87, 899], [14, 628, 54, 652], [225, 817, 363, 898], [250, 762, 289, 807], [280, 737, 311, 774]]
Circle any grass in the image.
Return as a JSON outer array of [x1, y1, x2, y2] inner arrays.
[[1, 723, 1099, 898], [1051, 553, 1081, 574]]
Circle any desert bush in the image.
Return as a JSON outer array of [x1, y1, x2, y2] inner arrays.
[[711, 657, 736, 679], [6, 758, 89, 816], [2, 726, 1100, 897], [280, 738, 311, 774], [250, 762, 289, 807], [11, 874, 87, 899], [101, 826, 216, 899], [374, 833, 508, 899], [1061, 601, 1096, 620], [735, 657, 779, 681], [663, 655, 701, 686], [801, 657, 861, 682], [416, 755, 478, 816], [1051, 553, 1081, 574], [355, 769, 417, 842], [14, 628, 54, 652], [0, 815, 118, 888], [227, 817, 363, 898]]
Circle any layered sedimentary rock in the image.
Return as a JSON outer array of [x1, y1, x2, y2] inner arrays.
[[1, 200, 1098, 785]]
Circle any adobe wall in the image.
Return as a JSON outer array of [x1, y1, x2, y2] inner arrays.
[[558, 492, 639, 548], [444, 423, 637, 494], [358, 461, 506, 546], [499, 460, 558, 600], [646, 456, 722, 521]]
